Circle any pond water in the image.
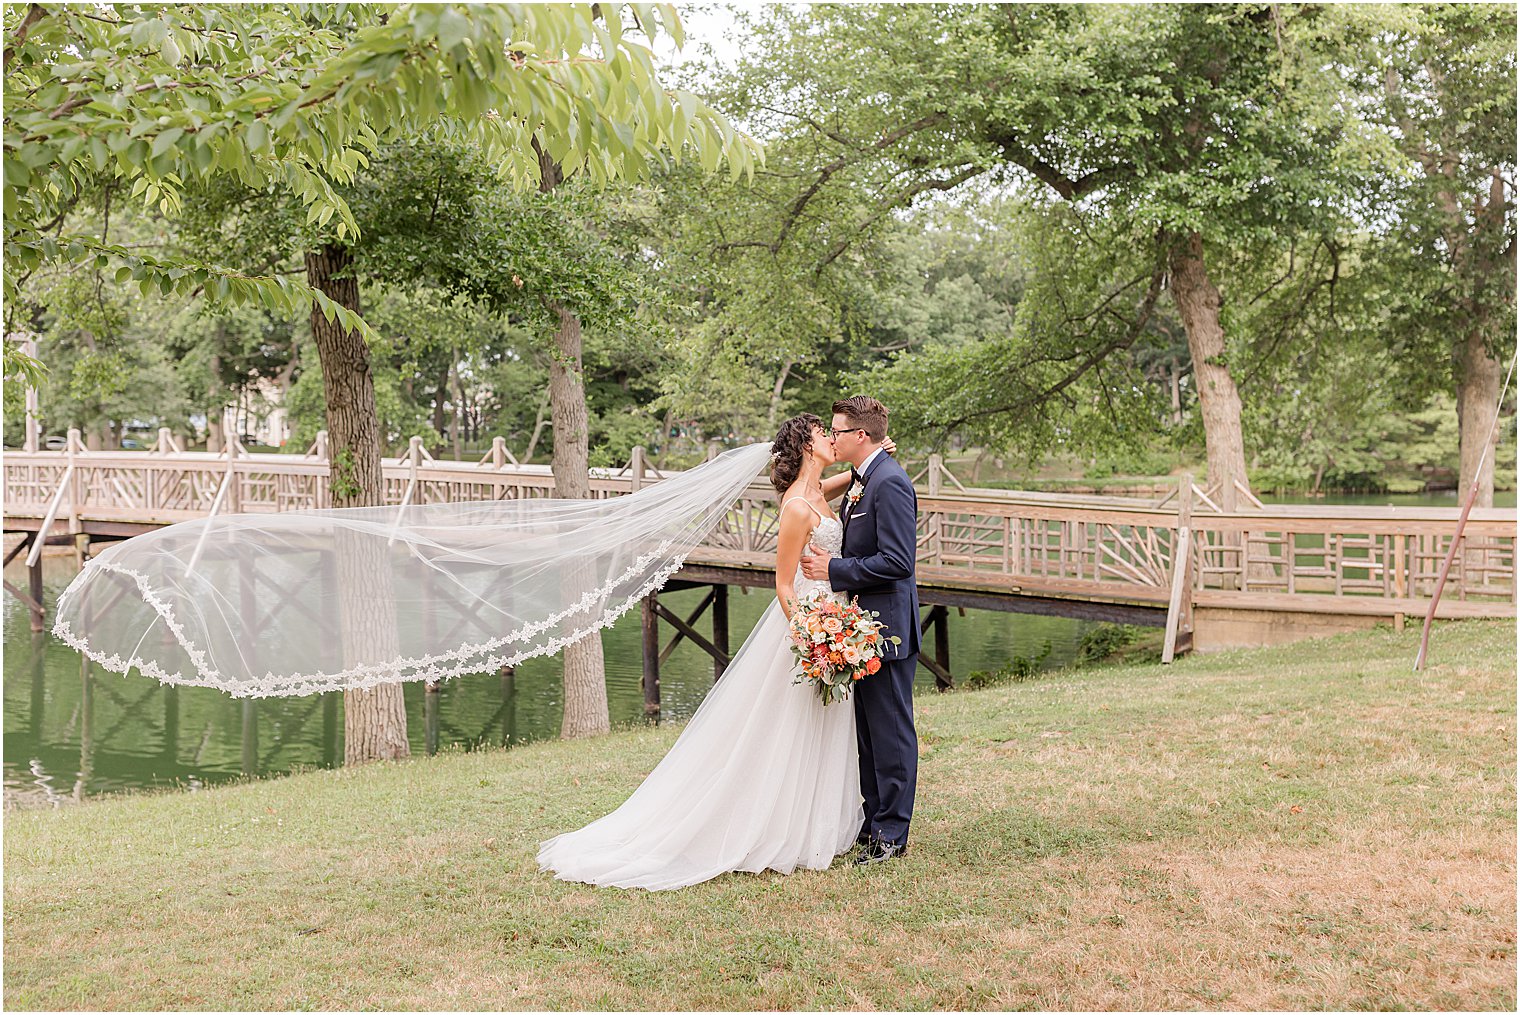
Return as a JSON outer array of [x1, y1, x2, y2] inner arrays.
[[3, 554, 1094, 807]]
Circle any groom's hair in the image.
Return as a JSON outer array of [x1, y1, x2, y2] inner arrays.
[[831, 396, 888, 442]]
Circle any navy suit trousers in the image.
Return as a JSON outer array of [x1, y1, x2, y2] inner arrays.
[[854, 652, 918, 846]]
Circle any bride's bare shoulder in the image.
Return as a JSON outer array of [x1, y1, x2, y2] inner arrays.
[[777, 490, 821, 530]]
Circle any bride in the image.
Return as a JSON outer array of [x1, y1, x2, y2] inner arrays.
[[538, 413, 876, 891]]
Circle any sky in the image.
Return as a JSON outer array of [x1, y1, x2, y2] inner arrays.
[[651, 2, 749, 89]]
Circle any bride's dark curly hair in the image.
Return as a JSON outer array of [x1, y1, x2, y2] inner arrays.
[[770, 413, 824, 495]]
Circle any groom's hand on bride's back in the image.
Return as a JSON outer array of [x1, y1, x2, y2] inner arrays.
[[800, 543, 832, 581]]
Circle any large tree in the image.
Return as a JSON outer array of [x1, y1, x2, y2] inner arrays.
[[1367, 4, 1516, 507], [673, 4, 1387, 507], [6, 2, 759, 756]]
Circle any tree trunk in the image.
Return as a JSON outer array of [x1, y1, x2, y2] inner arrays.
[[547, 301, 611, 739], [767, 360, 795, 428], [305, 243, 410, 765], [449, 349, 464, 461], [431, 373, 448, 442], [1455, 325, 1501, 509], [1168, 359, 1183, 426], [523, 383, 552, 462], [1446, 167, 1511, 511], [1169, 232, 1251, 512], [536, 142, 610, 739]]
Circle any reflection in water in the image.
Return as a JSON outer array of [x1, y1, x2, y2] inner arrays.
[[7, 551, 1100, 805], [163, 685, 179, 768], [76, 654, 92, 802], [322, 695, 338, 769], [240, 699, 257, 776], [29, 631, 44, 743], [424, 684, 440, 757], [501, 666, 516, 747]]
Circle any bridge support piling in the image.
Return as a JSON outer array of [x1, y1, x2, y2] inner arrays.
[[712, 583, 729, 683], [641, 591, 660, 717], [917, 605, 954, 690], [933, 605, 952, 690]]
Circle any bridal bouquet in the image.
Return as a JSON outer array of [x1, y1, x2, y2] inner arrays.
[[787, 592, 900, 705]]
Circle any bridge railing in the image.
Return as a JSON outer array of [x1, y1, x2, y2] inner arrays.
[[5, 436, 1515, 624]]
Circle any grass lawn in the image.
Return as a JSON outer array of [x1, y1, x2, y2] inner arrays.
[[4, 620, 1514, 1011]]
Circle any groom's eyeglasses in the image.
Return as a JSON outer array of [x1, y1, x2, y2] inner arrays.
[[827, 427, 867, 439]]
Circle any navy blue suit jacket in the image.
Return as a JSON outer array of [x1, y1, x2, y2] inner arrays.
[[828, 451, 921, 658]]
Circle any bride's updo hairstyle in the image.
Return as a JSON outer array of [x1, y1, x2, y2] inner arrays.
[[770, 413, 823, 495]]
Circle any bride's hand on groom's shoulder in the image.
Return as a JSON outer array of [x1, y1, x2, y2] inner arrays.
[[883, 436, 896, 456]]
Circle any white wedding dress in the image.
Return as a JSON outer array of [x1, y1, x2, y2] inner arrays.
[[537, 504, 864, 890]]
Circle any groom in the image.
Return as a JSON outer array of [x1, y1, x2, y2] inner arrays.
[[801, 396, 920, 865]]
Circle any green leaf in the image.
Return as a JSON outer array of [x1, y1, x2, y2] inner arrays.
[[245, 120, 269, 153], [150, 127, 184, 158], [438, 7, 472, 54]]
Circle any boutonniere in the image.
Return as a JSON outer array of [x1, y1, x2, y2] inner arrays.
[[846, 481, 865, 506]]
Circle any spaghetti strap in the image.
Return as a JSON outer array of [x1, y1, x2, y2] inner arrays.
[[781, 496, 827, 523]]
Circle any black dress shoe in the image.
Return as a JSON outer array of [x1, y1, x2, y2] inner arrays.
[[855, 830, 873, 848], [854, 839, 908, 866]]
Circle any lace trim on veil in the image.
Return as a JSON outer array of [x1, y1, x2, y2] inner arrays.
[[52, 541, 689, 698]]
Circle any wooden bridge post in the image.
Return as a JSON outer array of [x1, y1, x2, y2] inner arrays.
[[630, 446, 647, 493], [712, 583, 729, 682], [641, 590, 660, 716], [1163, 474, 1195, 663], [927, 453, 944, 565], [917, 605, 954, 690], [933, 605, 951, 690], [312, 430, 330, 509], [225, 412, 244, 515], [66, 428, 87, 567]]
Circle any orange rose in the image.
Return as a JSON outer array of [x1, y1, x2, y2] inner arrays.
[[865, 657, 882, 674]]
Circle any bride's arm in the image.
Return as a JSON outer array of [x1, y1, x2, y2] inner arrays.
[[774, 500, 815, 621], [820, 471, 852, 500]]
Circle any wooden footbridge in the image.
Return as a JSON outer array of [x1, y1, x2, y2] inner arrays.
[[5, 428, 1514, 704]]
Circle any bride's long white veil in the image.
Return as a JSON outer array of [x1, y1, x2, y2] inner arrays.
[[52, 442, 775, 697]]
